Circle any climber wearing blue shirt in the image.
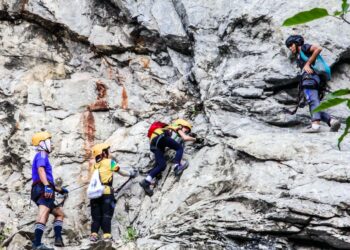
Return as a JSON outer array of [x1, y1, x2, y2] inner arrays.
[[30, 132, 68, 250], [32, 152, 54, 185]]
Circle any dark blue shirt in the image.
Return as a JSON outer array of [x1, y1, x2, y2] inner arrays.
[[32, 151, 54, 184], [297, 43, 312, 70]]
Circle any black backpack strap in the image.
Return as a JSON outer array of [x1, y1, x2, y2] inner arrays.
[[283, 77, 305, 115]]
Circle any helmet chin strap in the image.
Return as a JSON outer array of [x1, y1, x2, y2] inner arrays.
[[38, 139, 52, 153]]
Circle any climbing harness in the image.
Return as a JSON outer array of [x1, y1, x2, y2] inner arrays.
[[54, 193, 68, 207]]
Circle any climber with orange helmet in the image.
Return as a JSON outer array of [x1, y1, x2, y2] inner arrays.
[[30, 132, 68, 250], [89, 143, 137, 242], [140, 119, 201, 196]]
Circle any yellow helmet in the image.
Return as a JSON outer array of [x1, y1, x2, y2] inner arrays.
[[92, 143, 110, 158], [32, 132, 51, 146], [173, 119, 192, 130]]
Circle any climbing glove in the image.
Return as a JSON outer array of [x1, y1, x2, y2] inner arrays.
[[188, 132, 197, 138], [129, 169, 138, 178], [44, 185, 54, 199], [195, 138, 204, 144], [59, 187, 69, 194]]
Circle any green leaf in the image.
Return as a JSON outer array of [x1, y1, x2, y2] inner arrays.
[[283, 8, 329, 26], [338, 116, 350, 150], [334, 10, 343, 16], [312, 98, 348, 113], [348, 99, 350, 109], [325, 88, 350, 99], [342, 0, 350, 13]]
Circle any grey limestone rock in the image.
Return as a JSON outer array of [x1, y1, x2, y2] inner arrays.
[[0, 0, 350, 249]]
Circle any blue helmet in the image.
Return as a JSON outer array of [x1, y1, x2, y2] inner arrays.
[[285, 35, 304, 48]]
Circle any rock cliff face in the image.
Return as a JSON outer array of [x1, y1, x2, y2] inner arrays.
[[1, 0, 350, 249]]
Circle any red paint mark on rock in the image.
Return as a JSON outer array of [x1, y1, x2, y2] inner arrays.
[[140, 57, 150, 68], [96, 81, 107, 98], [88, 100, 109, 111], [101, 57, 129, 110], [121, 84, 128, 110], [82, 110, 95, 159], [88, 81, 109, 111], [21, 0, 29, 12], [82, 81, 110, 162], [102, 57, 114, 81]]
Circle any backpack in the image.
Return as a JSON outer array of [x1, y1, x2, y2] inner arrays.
[[299, 50, 331, 81], [147, 121, 168, 138], [87, 167, 104, 199]]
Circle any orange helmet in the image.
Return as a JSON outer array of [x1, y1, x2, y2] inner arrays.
[[32, 132, 51, 146], [173, 119, 192, 130], [92, 143, 110, 158]]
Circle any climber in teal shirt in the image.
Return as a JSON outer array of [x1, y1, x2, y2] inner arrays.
[[285, 35, 340, 133]]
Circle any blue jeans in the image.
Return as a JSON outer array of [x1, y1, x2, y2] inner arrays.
[[148, 135, 183, 178], [303, 88, 331, 124]]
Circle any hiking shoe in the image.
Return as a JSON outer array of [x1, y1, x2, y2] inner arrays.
[[302, 125, 321, 133], [54, 237, 64, 247], [103, 233, 114, 242], [330, 118, 341, 132], [32, 243, 54, 250], [150, 178, 158, 187], [139, 179, 154, 196], [89, 233, 100, 243], [174, 162, 188, 177]]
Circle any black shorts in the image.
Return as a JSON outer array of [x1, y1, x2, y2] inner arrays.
[[31, 183, 56, 210]]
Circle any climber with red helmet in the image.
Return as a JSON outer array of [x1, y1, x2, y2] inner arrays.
[[140, 119, 203, 196]]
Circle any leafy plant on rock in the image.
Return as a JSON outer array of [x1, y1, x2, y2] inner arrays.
[[124, 226, 137, 242]]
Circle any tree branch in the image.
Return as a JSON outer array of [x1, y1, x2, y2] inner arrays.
[[341, 16, 350, 24], [331, 15, 350, 24]]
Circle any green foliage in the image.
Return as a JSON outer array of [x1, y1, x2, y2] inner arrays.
[[338, 117, 350, 149], [124, 226, 137, 242], [0, 233, 5, 245], [326, 88, 350, 99], [282, 8, 329, 26], [334, 10, 343, 16], [0, 227, 10, 246], [342, 0, 350, 13], [312, 88, 350, 149], [190, 106, 198, 117], [334, 0, 350, 17], [283, 1, 350, 26], [312, 98, 348, 113], [187, 102, 204, 119]]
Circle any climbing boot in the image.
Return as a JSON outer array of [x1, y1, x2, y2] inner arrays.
[[330, 118, 341, 132], [302, 124, 321, 133], [103, 233, 114, 242], [54, 237, 64, 247], [174, 161, 189, 177], [150, 177, 158, 187], [89, 233, 100, 243], [32, 243, 54, 250], [139, 179, 154, 196]]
